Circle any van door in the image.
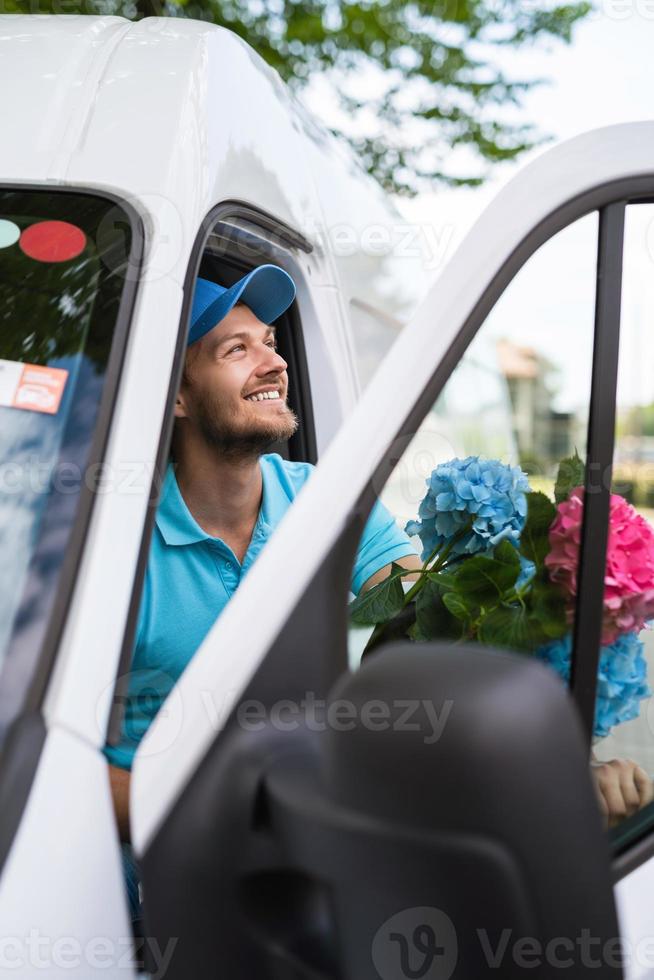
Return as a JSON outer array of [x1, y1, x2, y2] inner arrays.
[[131, 122, 654, 979]]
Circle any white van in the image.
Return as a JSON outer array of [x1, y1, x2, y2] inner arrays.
[[2, 13, 654, 980]]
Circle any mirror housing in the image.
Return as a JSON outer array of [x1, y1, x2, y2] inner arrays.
[[141, 643, 623, 979], [316, 642, 622, 979]]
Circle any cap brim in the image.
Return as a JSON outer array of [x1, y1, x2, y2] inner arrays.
[[188, 264, 296, 346]]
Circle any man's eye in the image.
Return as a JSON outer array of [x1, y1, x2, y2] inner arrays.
[[227, 344, 245, 354]]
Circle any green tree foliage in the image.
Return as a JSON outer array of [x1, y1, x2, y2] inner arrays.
[[619, 403, 654, 438], [11, 0, 591, 194]]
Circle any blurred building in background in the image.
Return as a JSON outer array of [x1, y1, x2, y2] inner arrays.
[[497, 338, 576, 475]]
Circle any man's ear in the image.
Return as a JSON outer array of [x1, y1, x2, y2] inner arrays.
[[174, 388, 190, 420], [175, 348, 197, 420]]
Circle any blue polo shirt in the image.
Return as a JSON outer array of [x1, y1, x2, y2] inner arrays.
[[104, 453, 417, 770]]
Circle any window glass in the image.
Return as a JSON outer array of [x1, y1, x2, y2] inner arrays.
[[106, 242, 312, 774], [348, 213, 598, 689], [593, 203, 654, 838], [0, 189, 135, 716]]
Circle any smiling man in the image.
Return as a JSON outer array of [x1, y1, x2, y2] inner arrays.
[[104, 264, 422, 923]]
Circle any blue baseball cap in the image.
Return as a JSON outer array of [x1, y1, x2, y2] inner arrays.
[[188, 264, 296, 346]]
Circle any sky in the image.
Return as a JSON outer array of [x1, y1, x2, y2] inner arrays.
[[393, 7, 654, 412], [301, 7, 654, 411], [399, 4, 654, 260]]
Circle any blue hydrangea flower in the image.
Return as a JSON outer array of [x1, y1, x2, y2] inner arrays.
[[536, 631, 651, 739], [404, 456, 531, 562]]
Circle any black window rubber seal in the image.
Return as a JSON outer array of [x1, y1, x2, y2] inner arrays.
[[106, 200, 314, 746], [210, 201, 313, 255], [569, 203, 625, 740]]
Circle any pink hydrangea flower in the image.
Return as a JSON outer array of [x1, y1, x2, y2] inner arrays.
[[545, 486, 654, 644]]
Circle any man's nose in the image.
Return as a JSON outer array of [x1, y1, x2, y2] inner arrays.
[[257, 346, 287, 374]]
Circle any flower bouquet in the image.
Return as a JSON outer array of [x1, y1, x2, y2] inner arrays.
[[350, 452, 654, 740]]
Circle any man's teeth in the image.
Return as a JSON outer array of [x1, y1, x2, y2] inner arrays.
[[245, 390, 280, 402]]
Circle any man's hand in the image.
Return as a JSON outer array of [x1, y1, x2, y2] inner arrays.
[[108, 764, 131, 842], [591, 758, 654, 827]]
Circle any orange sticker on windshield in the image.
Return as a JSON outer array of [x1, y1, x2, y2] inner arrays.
[[0, 360, 68, 415]]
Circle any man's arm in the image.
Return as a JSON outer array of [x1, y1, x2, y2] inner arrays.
[[360, 553, 423, 593], [108, 763, 131, 843]]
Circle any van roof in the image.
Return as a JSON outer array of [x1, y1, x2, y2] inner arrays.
[[0, 15, 350, 280]]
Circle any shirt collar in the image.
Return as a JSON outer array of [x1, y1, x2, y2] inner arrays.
[[155, 459, 274, 547]]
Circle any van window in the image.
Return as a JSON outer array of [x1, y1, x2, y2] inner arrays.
[[594, 202, 654, 840], [348, 212, 598, 670], [0, 189, 136, 705], [106, 224, 315, 772]]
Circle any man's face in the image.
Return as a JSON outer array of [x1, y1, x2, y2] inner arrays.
[[175, 303, 298, 457]]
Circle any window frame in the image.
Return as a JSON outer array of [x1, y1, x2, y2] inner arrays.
[[105, 201, 316, 748], [568, 203, 625, 739], [0, 183, 144, 872], [0, 183, 144, 718]]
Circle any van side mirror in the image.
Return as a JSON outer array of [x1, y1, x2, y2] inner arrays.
[[140, 643, 623, 979], [311, 643, 622, 979]]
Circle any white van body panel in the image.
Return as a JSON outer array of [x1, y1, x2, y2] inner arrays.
[[1, 16, 320, 259], [302, 135, 435, 388], [0, 728, 134, 978], [615, 859, 654, 980], [1, 15, 427, 394], [41, 275, 184, 747], [64, 19, 324, 286], [1, 16, 131, 184]]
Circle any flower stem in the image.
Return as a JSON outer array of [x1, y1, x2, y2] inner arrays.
[[360, 520, 474, 659], [402, 520, 473, 607]]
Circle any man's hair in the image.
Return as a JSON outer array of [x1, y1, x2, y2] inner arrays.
[[181, 340, 201, 388]]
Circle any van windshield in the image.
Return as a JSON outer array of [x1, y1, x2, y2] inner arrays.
[[0, 189, 138, 728]]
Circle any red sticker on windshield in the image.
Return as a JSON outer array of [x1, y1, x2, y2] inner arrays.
[[19, 221, 86, 263], [0, 360, 68, 414]]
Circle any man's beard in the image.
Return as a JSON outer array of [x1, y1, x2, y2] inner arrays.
[[192, 390, 299, 460]]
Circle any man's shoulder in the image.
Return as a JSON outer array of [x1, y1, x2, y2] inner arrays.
[[261, 453, 315, 500]]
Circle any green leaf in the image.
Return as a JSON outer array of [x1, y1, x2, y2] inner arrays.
[[519, 491, 557, 568], [413, 578, 462, 641], [349, 563, 407, 626], [493, 539, 522, 576], [529, 580, 568, 639], [477, 604, 541, 652], [361, 605, 418, 659], [452, 549, 520, 602], [554, 450, 585, 504], [425, 571, 459, 591], [442, 591, 472, 621]]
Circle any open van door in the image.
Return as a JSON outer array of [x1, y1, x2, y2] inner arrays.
[[131, 122, 654, 979]]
